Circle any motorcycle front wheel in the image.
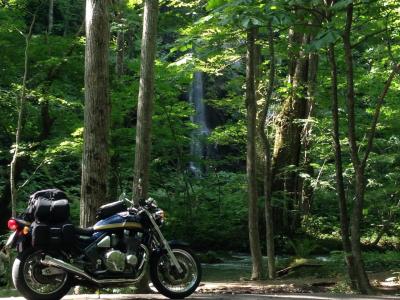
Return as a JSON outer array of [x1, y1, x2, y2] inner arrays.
[[150, 245, 201, 299], [12, 249, 71, 300]]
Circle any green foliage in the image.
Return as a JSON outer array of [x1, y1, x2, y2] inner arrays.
[[1, 0, 400, 277], [287, 239, 320, 258]]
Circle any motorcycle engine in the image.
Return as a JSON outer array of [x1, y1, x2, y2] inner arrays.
[[98, 232, 141, 273], [104, 249, 126, 272]]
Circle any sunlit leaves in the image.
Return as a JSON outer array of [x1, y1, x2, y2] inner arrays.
[[209, 120, 246, 145], [127, 0, 142, 8]]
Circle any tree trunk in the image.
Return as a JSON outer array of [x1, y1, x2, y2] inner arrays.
[[132, 0, 159, 205], [115, 0, 125, 77], [116, 31, 125, 77], [300, 46, 318, 215], [246, 27, 263, 280], [131, 0, 159, 293], [272, 32, 309, 235], [48, 0, 54, 34], [327, 42, 358, 290], [258, 21, 276, 280], [343, 4, 372, 294], [80, 0, 111, 227], [63, 0, 70, 36], [10, 15, 36, 218], [39, 100, 54, 141]]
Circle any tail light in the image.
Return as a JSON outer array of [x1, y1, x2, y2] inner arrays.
[[7, 219, 19, 231]]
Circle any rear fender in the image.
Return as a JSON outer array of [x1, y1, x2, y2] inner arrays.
[[14, 234, 30, 253], [4, 232, 30, 253]]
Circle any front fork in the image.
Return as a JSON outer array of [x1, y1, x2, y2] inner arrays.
[[144, 210, 183, 274]]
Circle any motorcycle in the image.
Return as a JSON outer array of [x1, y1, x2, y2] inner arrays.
[[4, 189, 201, 300]]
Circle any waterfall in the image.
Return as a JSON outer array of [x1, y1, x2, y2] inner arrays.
[[189, 71, 210, 175]]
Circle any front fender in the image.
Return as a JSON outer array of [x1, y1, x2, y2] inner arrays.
[[149, 240, 190, 262], [167, 240, 189, 248]]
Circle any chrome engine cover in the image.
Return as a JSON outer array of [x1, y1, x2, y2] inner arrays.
[[104, 250, 126, 272]]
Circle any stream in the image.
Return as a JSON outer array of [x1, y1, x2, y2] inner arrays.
[[201, 254, 331, 282]]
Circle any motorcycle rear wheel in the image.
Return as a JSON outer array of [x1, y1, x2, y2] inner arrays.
[[12, 249, 71, 300], [150, 245, 201, 299]]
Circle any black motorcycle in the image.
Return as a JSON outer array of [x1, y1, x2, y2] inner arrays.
[[4, 189, 201, 300]]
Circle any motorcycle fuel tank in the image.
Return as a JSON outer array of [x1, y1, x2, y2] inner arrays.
[[93, 212, 143, 232]]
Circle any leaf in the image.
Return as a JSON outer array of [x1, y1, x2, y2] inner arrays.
[[250, 17, 264, 26], [310, 29, 341, 50], [206, 0, 224, 10], [241, 17, 250, 29], [331, 0, 353, 11]]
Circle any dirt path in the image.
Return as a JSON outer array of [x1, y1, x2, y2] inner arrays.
[[1, 279, 398, 300]]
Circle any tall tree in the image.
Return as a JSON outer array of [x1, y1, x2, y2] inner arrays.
[[10, 14, 36, 218], [327, 39, 358, 291], [132, 0, 159, 204], [80, 0, 111, 227], [325, 0, 357, 290], [342, 3, 400, 293], [342, 4, 372, 293], [272, 29, 309, 234], [258, 20, 276, 280], [246, 27, 263, 280]]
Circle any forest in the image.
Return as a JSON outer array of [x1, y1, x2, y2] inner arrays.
[[0, 0, 400, 297]]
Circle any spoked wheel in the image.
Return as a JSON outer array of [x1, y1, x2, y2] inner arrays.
[[12, 249, 71, 300], [150, 245, 201, 299]]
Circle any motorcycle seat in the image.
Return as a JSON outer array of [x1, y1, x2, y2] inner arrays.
[[74, 226, 94, 236]]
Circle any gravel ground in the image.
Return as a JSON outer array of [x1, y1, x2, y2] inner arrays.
[[0, 293, 399, 300]]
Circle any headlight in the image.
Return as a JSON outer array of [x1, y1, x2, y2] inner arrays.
[[154, 210, 165, 223]]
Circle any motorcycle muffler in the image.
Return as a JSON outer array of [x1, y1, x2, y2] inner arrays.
[[41, 255, 146, 285]]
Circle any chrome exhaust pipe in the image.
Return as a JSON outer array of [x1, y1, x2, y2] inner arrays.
[[41, 255, 94, 282], [41, 246, 149, 285]]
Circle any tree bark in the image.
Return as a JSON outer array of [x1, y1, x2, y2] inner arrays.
[[272, 31, 309, 235], [80, 0, 111, 227], [10, 14, 36, 218], [300, 47, 318, 215], [258, 21, 276, 280], [132, 0, 159, 204], [246, 27, 263, 280]]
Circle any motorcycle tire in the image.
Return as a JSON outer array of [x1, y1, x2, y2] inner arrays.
[[12, 248, 71, 300], [150, 245, 201, 299]]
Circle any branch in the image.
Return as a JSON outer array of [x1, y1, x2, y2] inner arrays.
[[385, 13, 398, 65], [17, 158, 47, 191], [289, 4, 326, 20], [351, 28, 386, 49], [361, 63, 400, 169]]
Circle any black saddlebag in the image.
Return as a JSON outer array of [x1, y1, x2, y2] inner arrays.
[[34, 198, 70, 223], [96, 200, 127, 220], [30, 189, 67, 202], [31, 222, 75, 249], [25, 189, 69, 222]]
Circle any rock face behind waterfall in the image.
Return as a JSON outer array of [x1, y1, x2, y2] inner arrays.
[[189, 71, 210, 175]]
